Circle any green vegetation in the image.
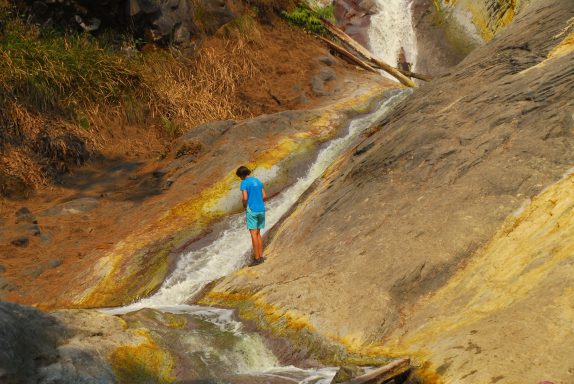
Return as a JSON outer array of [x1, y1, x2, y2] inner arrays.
[[281, 4, 334, 34], [0, 15, 141, 119], [222, 12, 258, 37]]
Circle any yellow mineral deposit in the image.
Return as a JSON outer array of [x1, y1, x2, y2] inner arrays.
[[70, 87, 388, 308], [110, 329, 176, 384], [373, 173, 574, 381], [435, 0, 521, 41]]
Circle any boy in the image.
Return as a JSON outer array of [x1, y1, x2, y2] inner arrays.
[[236, 166, 267, 265]]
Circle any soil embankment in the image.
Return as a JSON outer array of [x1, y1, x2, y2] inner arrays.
[[203, 0, 574, 382]]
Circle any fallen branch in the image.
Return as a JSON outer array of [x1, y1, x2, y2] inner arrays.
[[318, 18, 416, 87], [397, 68, 433, 82], [317, 36, 377, 73], [343, 357, 411, 384], [295, 1, 432, 85]]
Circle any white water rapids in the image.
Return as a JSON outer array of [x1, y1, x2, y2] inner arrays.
[[110, 92, 405, 314], [368, 0, 418, 74], [103, 93, 407, 383]]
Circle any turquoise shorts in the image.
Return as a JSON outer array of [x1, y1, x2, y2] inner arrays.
[[246, 208, 265, 230]]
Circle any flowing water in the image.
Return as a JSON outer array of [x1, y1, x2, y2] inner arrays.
[[368, 0, 418, 74], [113, 92, 407, 312], [104, 93, 409, 383]]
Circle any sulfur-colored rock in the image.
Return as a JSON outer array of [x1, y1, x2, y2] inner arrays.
[[204, 0, 574, 381]]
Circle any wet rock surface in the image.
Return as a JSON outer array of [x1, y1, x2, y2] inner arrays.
[[206, 0, 574, 382]]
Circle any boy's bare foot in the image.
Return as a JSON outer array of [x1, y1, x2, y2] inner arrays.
[[249, 257, 265, 267]]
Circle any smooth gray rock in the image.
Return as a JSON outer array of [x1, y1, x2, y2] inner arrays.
[[0, 303, 64, 384], [48, 259, 63, 268], [15, 207, 37, 224], [11, 236, 29, 247]]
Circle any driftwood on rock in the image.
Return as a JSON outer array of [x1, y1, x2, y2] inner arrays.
[[397, 68, 433, 82], [318, 36, 377, 73], [318, 18, 416, 87], [341, 357, 411, 384], [296, 0, 431, 85]]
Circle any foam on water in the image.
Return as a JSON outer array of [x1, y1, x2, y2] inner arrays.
[[368, 0, 418, 77], [102, 92, 409, 382], [113, 93, 406, 313]]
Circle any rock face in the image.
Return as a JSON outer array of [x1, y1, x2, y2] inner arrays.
[[62, 83, 391, 309], [23, 0, 234, 45], [203, 0, 574, 381], [0, 302, 178, 383], [0, 302, 65, 383]]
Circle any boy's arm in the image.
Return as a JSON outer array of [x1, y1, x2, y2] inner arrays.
[[262, 189, 267, 202], [242, 190, 248, 209]]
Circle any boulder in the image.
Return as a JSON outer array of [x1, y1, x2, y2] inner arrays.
[[48, 259, 63, 268], [0, 302, 65, 384], [11, 236, 29, 247], [311, 68, 336, 97], [15, 207, 37, 224]]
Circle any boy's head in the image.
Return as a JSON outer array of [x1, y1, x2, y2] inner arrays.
[[236, 166, 251, 179]]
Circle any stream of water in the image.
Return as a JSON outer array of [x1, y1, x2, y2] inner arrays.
[[104, 92, 408, 383], [368, 0, 418, 74], [103, 5, 418, 381]]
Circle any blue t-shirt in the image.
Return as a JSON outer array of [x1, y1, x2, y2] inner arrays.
[[240, 177, 265, 212]]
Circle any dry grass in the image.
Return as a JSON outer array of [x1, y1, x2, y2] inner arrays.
[[0, 9, 267, 196], [141, 33, 264, 134], [0, 17, 139, 119]]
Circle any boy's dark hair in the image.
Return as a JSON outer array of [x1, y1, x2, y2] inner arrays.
[[236, 166, 251, 178]]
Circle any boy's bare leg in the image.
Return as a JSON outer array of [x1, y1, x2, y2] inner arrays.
[[257, 231, 263, 259], [249, 229, 262, 260]]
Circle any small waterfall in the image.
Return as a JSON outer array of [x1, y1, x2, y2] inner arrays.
[[112, 93, 406, 312], [367, 0, 418, 74], [103, 92, 409, 382]]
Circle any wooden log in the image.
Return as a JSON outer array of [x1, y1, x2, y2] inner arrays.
[[296, 1, 431, 83], [396, 68, 433, 82], [318, 18, 417, 87], [343, 357, 411, 384], [317, 36, 377, 73]]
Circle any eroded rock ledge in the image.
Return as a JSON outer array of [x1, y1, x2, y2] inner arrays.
[[202, 0, 574, 382]]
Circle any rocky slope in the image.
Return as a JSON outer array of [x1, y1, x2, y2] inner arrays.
[[0, 0, 394, 306], [203, 0, 574, 382]]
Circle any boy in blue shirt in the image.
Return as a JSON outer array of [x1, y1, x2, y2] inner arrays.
[[236, 166, 267, 265]]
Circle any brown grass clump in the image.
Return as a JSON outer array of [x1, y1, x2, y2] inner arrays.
[[141, 33, 264, 134], [0, 9, 267, 196]]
